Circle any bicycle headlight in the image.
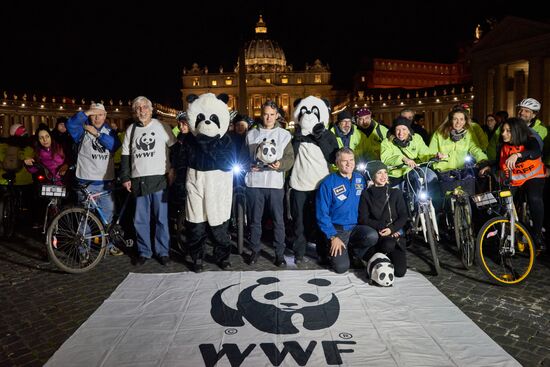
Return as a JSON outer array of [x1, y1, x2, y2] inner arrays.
[[356, 162, 366, 172], [232, 164, 243, 174], [464, 155, 472, 164], [418, 191, 429, 201]]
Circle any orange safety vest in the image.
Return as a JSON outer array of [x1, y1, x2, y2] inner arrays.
[[499, 144, 546, 186]]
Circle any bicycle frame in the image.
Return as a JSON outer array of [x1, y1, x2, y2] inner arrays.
[[404, 161, 440, 242]]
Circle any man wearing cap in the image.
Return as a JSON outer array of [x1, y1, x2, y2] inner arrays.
[[169, 111, 192, 229], [316, 147, 374, 273], [67, 102, 122, 256], [229, 114, 253, 161], [330, 111, 368, 162], [355, 107, 388, 160]]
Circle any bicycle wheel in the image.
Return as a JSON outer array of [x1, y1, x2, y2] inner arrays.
[[46, 207, 106, 273], [454, 200, 475, 269], [236, 197, 244, 254], [0, 194, 15, 237], [423, 207, 441, 275], [476, 217, 535, 285]]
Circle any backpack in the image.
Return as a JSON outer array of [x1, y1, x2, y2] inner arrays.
[[2, 145, 23, 171]]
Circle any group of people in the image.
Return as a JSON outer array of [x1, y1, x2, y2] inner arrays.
[[1, 94, 548, 283]]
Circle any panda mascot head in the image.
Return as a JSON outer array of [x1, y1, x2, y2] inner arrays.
[[293, 96, 330, 136], [367, 253, 395, 287], [255, 138, 278, 164], [186, 93, 230, 138]]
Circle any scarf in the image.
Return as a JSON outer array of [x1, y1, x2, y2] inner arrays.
[[450, 129, 466, 142]]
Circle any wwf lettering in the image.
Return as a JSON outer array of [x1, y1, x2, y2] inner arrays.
[[134, 151, 155, 158], [199, 340, 356, 366], [91, 154, 109, 160]]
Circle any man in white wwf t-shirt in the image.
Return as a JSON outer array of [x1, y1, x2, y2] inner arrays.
[[120, 96, 176, 266], [67, 102, 122, 256]]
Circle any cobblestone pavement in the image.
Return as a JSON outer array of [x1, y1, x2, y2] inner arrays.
[[0, 228, 549, 367]]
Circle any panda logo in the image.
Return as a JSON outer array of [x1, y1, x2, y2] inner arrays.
[[135, 132, 156, 151], [211, 276, 340, 334], [255, 138, 278, 164], [91, 138, 106, 153]]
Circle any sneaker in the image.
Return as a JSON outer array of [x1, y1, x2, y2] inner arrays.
[[218, 259, 232, 270], [109, 247, 124, 256], [159, 256, 170, 266], [274, 255, 287, 268], [135, 256, 148, 266], [193, 258, 204, 273], [294, 256, 304, 265], [248, 250, 260, 265]]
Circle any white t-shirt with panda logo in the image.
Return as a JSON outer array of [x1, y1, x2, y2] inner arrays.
[[121, 119, 176, 178], [76, 126, 115, 181]]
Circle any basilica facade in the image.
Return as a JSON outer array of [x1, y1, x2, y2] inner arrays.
[[180, 16, 345, 127]]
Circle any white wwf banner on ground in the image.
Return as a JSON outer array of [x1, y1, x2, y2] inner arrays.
[[45, 270, 520, 367]]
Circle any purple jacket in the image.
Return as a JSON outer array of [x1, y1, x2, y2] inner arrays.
[[26, 147, 66, 184]]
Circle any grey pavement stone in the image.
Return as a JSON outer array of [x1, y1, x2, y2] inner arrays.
[[1, 228, 549, 366]]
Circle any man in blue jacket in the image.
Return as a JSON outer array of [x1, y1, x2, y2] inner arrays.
[[316, 147, 376, 273], [67, 102, 122, 256]]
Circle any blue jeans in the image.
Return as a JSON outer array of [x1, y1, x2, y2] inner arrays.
[[78, 181, 115, 249], [135, 190, 170, 258]]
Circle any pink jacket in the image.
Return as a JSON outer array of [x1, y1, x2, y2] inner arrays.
[[26, 147, 66, 184]]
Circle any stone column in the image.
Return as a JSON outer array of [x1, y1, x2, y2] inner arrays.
[[493, 64, 507, 113], [528, 56, 544, 101]]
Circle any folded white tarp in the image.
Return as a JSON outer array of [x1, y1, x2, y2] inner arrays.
[[46, 270, 520, 367]]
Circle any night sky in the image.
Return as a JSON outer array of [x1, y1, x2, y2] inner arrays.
[[1, 1, 547, 108]]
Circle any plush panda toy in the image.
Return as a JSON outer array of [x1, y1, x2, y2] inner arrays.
[[255, 138, 278, 166], [185, 93, 234, 271], [367, 253, 395, 287]]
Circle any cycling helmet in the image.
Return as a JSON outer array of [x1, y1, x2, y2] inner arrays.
[[517, 98, 541, 112], [176, 111, 187, 121]]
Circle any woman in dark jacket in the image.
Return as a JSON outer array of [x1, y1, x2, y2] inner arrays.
[[358, 161, 408, 277]]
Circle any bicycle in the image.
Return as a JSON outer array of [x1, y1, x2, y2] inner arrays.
[[45, 183, 133, 273], [440, 156, 478, 269], [471, 176, 535, 285], [231, 162, 246, 254], [0, 169, 23, 237], [402, 160, 442, 275]]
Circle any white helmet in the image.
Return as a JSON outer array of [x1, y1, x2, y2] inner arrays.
[[517, 98, 541, 112], [367, 253, 394, 287]]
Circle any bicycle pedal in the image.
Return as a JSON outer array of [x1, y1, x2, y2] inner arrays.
[[125, 239, 134, 247]]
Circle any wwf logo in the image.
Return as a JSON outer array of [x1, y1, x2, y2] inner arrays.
[[91, 138, 106, 153], [135, 132, 156, 151], [211, 276, 340, 334]]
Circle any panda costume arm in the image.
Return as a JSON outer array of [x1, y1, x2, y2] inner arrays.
[[277, 140, 294, 172]]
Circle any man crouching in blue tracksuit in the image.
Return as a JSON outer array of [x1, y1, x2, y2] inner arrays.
[[316, 147, 376, 273]]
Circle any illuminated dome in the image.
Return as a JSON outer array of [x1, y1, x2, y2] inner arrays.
[[244, 15, 288, 73]]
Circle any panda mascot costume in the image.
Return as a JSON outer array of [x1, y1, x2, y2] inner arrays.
[[185, 93, 234, 272], [289, 96, 339, 264]]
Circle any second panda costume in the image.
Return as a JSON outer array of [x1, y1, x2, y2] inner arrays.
[[185, 93, 234, 272], [290, 96, 339, 263]]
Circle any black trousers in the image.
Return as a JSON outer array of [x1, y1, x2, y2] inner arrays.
[[185, 220, 231, 262], [247, 187, 286, 257], [376, 236, 407, 277], [290, 189, 322, 258]]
